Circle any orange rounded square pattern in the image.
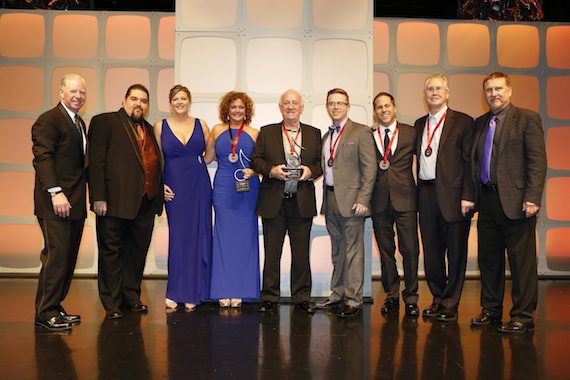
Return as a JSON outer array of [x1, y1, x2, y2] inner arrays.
[[0, 119, 34, 164], [447, 23, 490, 67], [373, 21, 389, 64], [0, 171, 34, 216], [373, 72, 390, 99], [545, 177, 570, 221], [51, 67, 98, 115], [104, 68, 150, 111], [448, 73, 487, 118], [105, 15, 151, 60], [0, 224, 43, 269], [509, 75, 539, 113], [396, 72, 432, 119], [546, 127, 570, 170], [397, 22, 440, 66], [52, 14, 98, 59], [0, 66, 44, 111], [157, 68, 175, 113], [546, 228, 570, 271], [546, 76, 570, 120], [0, 13, 45, 58], [497, 25, 539, 68], [546, 26, 570, 69], [0, 223, 95, 270], [158, 16, 175, 61]]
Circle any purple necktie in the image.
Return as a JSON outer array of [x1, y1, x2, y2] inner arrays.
[[480, 116, 497, 184]]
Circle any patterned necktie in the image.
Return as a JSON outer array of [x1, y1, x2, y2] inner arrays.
[[480, 116, 497, 184], [384, 128, 390, 155], [74, 114, 82, 134]]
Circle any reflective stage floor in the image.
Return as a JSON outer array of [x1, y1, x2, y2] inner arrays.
[[0, 279, 568, 379]]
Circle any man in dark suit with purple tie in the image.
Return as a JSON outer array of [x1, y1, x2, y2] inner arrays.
[[32, 74, 87, 331], [470, 72, 547, 334], [370, 92, 420, 318]]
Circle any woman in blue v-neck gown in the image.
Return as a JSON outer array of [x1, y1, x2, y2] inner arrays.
[[155, 85, 212, 311]]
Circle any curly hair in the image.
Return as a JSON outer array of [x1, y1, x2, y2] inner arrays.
[[218, 91, 255, 123]]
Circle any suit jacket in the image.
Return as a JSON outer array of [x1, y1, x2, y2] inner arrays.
[[251, 122, 323, 219], [472, 105, 547, 220], [32, 103, 87, 220], [88, 108, 164, 220], [320, 119, 377, 217], [371, 122, 417, 213], [415, 108, 475, 223]]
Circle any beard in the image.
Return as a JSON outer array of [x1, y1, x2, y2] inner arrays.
[[130, 109, 144, 123]]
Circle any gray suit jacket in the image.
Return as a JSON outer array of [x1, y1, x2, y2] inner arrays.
[[472, 105, 547, 220], [320, 119, 377, 217]]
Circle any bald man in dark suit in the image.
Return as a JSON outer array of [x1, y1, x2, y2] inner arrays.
[[470, 72, 546, 334], [32, 74, 87, 331]]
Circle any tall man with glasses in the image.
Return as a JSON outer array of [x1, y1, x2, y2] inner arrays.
[[470, 72, 546, 334], [252, 89, 322, 314], [318, 88, 376, 318], [415, 74, 475, 322]]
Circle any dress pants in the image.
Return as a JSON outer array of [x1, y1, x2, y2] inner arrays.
[[372, 203, 419, 304], [418, 182, 470, 311], [35, 217, 85, 321], [324, 189, 365, 308], [477, 187, 538, 322], [260, 196, 313, 303], [96, 196, 155, 311]]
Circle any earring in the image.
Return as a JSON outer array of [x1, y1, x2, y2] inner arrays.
[[226, 114, 230, 121], [244, 114, 247, 122]]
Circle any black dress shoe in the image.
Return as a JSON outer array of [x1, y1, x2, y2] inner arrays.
[[295, 301, 315, 314], [381, 298, 399, 314], [106, 310, 124, 319], [498, 320, 534, 334], [258, 300, 277, 312], [35, 316, 72, 331], [337, 305, 361, 318], [60, 311, 81, 325], [316, 299, 344, 311], [436, 308, 457, 322], [470, 311, 501, 326], [422, 303, 443, 318], [130, 304, 148, 313], [405, 303, 420, 317]]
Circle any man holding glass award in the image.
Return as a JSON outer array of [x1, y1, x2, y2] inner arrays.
[[251, 89, 323, 314]]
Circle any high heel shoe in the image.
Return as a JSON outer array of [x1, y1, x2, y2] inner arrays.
[[230, 298, 242, 308], [184, 303, 197, 311], [165, 298, 178, 309], [219, 299, 231, 308]]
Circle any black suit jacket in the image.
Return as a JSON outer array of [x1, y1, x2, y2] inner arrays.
[[415, 108, 475, 223], [32, 103, 87, 220], [88, 108, 164, 220], [371, 122, 417, 213], [251, 122, 322, 219], [472, 105, 547, 220]]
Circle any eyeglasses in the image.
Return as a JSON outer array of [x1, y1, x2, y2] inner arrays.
[[424, 86, 447, 94], [326, 101, 349, 107]]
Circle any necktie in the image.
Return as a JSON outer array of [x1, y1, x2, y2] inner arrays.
[[480, 116, 497, 184], [384, 128, 390, 155], [328, 125, 340, 135], [74, 114, 82, 134]]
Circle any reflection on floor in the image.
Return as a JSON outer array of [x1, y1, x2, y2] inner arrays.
[[0, 279, 569, 379]]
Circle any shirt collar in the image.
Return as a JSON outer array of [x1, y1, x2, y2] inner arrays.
[[60, 101, 77, 121], [429, 105, 448, 121]]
